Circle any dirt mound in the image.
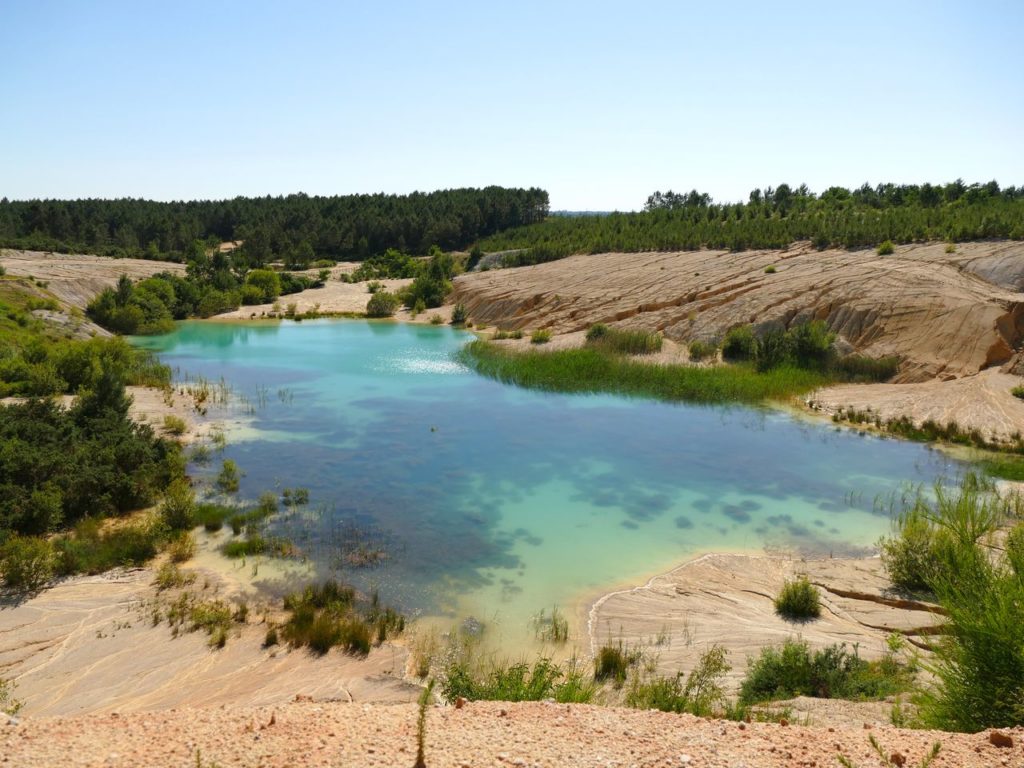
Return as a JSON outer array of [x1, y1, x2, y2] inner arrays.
[[451, 241, 1024, 383]]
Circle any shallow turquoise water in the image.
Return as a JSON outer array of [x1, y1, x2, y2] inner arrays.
[[135, 320, 960, 639]]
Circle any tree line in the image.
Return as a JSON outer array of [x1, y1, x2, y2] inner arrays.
[[0, 187, 549, 266], [478, 180, 1024, 263]]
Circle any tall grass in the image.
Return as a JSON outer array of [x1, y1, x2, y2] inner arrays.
[[585, 323, 663, 355], [458, 340, 828, 404]]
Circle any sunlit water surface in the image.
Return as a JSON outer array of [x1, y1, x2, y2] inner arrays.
[[134, 320, 960, 645]]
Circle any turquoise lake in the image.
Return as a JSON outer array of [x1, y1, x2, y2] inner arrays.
[[134, 320, 960, 642]]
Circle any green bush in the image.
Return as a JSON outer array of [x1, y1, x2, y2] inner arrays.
[[1012, 385, 1024, 400], [451, 302, 468, 325], [366, 291, 400, 318], [739, 639, 911, 704], [764, 265, 777, 274], [721, 325, 756, 361], [774, 576, 821, 620], [280, 580, 403, 656], [594, 641, 637, 685], [530, 329, 552, 344], [688, 340, 717, 361], [159, 478, 195, 530], [877, 240, 895, 255], [441, 654, 595, 704], [215, 459, 241, 494], [163, 414, 187, 435], [900, 474, 1024, 731], [0, 535, 57, 591], [585, 324, 662, 355], [53, 517, 165, 575], [625, 645, 729, 716]]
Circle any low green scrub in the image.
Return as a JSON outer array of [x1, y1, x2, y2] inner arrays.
[[879, 474, 1004, 593], [877, 240, 895, 255], [774, 576, 821, 620], [688, 339, 717, 361], [739, 639, 913, 704], [624, 645, 729, 716], [585, 323, 662, 355], [492, 328, 523, 340], [450, 302, 468, 325], [281, 580, 404, 656], [398, 248, 455, 310], [441, 653, 596, 704], [193, 502, 233, 532], [366, 290, 400, 318], [593, 640, 642, 685], [877, 473, 1024, 731], [458, 340, 828, 405], [1012, 385, 1024, 400], [530, 329, 551, 344], [52, 516, 167, 575]]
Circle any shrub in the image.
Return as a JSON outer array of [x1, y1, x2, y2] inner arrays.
[[721, 325, 756, 361], [366, 280, 383, 294], [429, 314, 443, 325], [945, 243, 957, 254], [774, 576, 821, 620], [530, 329, 551, 344], [0, 535, 56, 591], [585, 324, 662, 355], [1012, 385, 1024, 400], [450, 302, 468, 325], [154, 561, 194, 590], [163, 414, 187, 435], [739, 639, 911, 704], [441, 654, 595, 704], [877, 240, 895, 255], [625, 645, 729, 716], [594, 641, 637, 685], [167, 530, 196, 562], [904, 475, 1024, 731], [764, 265, 777, 274], [160, 478, 195, 530], [54, 517, 164, 575], [688, 340, 717, 361], [366, 291, 400, 318], [215, 459, 241, 494], [0, 676, 22, 716], [835, 355, 901, 383], [193, 502, 231, 532]]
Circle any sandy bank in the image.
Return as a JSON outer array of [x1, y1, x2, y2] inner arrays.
[[589, 552, 944, 695], [0, 552, 419, 717]]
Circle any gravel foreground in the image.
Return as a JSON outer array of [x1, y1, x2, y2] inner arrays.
[[4, 701, 1022, 768]]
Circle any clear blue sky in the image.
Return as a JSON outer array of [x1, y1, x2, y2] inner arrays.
[[2, 0, 1021, 210]]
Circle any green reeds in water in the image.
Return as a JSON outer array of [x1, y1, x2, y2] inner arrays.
[[457, 340, 828, 404]]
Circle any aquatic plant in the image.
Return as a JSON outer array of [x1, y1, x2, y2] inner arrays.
[[458, 340, 828, 404]]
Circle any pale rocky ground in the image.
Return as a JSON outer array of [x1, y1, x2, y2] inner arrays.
[[0, 249, 185, 310], [4, 700, 1022, 768]]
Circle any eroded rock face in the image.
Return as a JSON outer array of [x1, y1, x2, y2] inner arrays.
[[451, 241, 1024, 383]]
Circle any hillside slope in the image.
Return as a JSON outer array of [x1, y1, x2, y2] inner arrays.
[[451, 241, 1024, 383]]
